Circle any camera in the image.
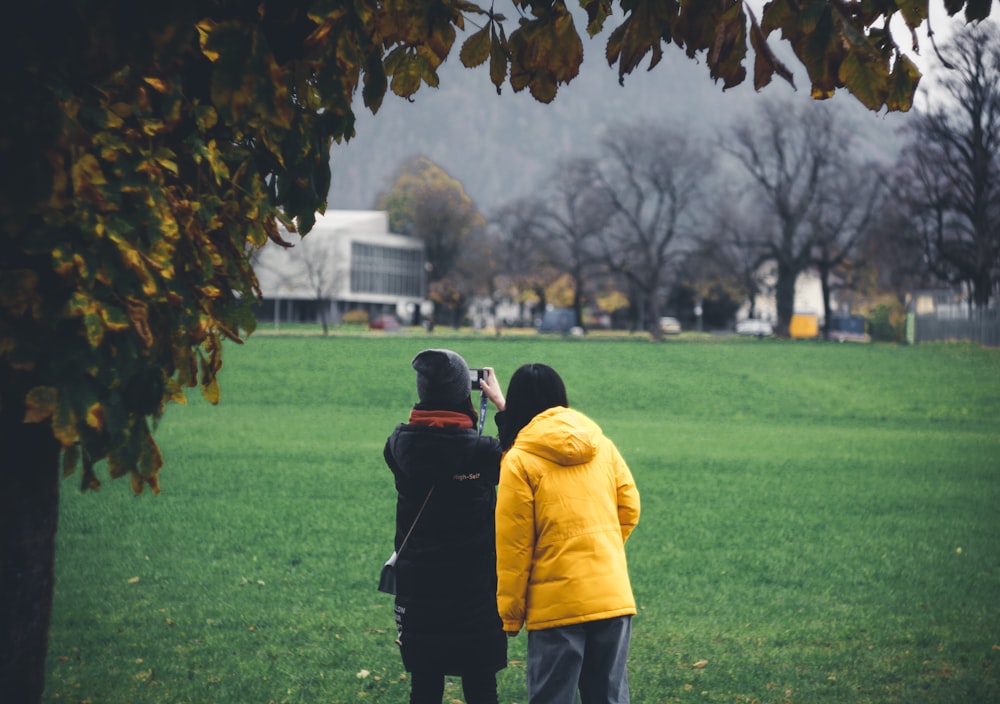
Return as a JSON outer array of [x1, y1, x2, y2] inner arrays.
[[469, 368, 486, 389]]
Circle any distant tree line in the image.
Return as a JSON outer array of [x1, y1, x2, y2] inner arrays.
[[381, 22, 999, 340]]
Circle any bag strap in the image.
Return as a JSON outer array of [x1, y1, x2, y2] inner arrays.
[[478, 390, 488, 435], [396, 486, 433, 558]]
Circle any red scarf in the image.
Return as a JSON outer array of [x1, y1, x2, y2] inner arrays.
[[409, 409, 474, 429]]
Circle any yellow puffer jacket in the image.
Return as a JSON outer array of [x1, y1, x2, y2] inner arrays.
[[496, 406, 640, 633]]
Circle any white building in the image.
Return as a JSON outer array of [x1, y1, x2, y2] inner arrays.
[[736, 264, 838, 325], [253, 210, 430, 325]]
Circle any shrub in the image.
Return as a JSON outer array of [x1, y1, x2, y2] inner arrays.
[[867, 303, 906, 342], [341, 309, 369, 325]]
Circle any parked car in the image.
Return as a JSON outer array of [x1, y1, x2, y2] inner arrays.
[[659, 316, 682, 334], [827, 314, 870, 343], [369, 314, 401, 331], [735, 318, 774, 337], [537, 307, 577, 334]]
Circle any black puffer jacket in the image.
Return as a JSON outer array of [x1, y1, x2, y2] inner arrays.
[[383, 418, 507, 675]]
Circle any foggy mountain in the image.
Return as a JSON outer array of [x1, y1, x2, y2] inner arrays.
[[326, 24, 914, 217]]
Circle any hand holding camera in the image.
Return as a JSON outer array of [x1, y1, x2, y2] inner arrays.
[[471, 367, 505, 411]]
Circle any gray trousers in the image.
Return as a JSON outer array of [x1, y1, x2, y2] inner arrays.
[[526, 616, 632, 704]]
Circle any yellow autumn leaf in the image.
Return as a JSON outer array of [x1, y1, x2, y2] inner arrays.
[[24, 386, 58, 423], [85, 402, 105, 431], [143, 76, 169, 93], [165, 378, 188, 405], [196, 20, 221, 61], [103, 107, 124, 129], [155, 155, 179, 175], [71, 153, 107, 192], [52, 397, 80, 446], [202, 376, 221, 404], [99, 304, 131, 332], [141, 119, 166, 136]]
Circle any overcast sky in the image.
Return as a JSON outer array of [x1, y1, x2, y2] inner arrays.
[[325, 5, 982, 214]]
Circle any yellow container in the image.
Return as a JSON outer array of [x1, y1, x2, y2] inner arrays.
[[789, 313, 819, 339]]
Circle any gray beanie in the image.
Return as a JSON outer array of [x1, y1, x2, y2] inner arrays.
[[412, 348, 470, 407]]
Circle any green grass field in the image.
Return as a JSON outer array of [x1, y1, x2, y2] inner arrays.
[[43, 333, 1000, 703]]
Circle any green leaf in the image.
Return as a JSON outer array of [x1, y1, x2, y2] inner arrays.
[[507, 6, 583, 101], [460, 24, 491, 67], [489, 24, 508, 94], [748, 6, 795, 90], [707, 2, 748, 89], [894, 0, 929, 29], [838, 46, 888, 110], [384, 46, 426, 97], [885, 53, 921, 112], [605, 1, 670, 83]]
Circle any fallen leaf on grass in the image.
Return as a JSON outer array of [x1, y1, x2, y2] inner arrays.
[[128, 576, 140, 584], [357, 669, 370, 679], [693, 659, 709, 669]]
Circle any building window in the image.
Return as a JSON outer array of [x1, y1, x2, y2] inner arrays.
[[350, 242, 424, 297]]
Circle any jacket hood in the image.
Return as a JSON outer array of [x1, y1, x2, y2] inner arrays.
[[513, 406, 600, 467]]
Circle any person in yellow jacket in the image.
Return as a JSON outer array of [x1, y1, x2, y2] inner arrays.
[[480, 363, 640, 704]]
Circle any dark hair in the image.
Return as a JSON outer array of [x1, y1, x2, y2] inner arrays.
[[499, 363, 569, 450]]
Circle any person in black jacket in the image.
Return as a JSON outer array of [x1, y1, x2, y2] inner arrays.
[[383, 349, 507, 704]]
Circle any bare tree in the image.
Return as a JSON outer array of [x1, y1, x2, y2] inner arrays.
[[489, 198, 564, 324], [855, 188, 936, 306], [595, 120, 710, 339], [524, 157, 611, 332], [809, 161, 885, 337], [688, 199, 772, 323], [252, 234, 343, 335], [722, 99, 855, 337], [295, 236, 342, 335], [896, 22, 1000, 308]]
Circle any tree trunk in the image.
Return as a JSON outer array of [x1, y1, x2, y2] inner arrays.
[[0, 397, 61, 704], [647, 290, 663, 340], [774, 259, 797, 338], [818, 261, 833, 339], [572, 284, 586, 335], [973, 267, 993, 309]]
